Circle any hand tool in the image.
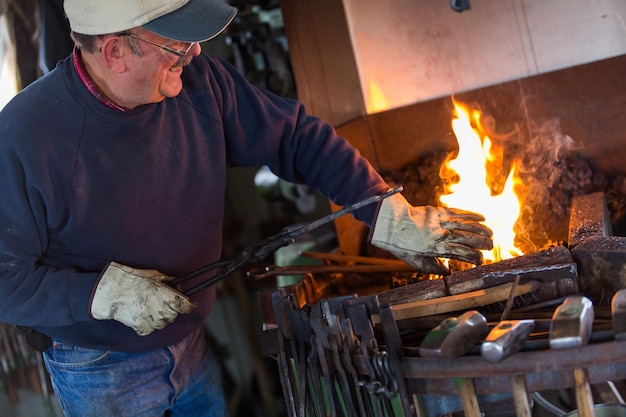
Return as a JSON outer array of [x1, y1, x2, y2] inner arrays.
[[248, 263, 415, 280], [300, 251, 410, 266], [271, 289, 298, 417], [481, 319, 535, 363], [509, 374, 533, 417], [309, 295, 360, 417], [320, 297, 360, 417], [305, 336, 325, 417], [282, 291, 313, 417], [378, 303, 415, 416], [343, 296, 391, 416], [335, 313, 372, 417], [611, 289, 626, 341], [343, 295, 415, 417], [275, 289, 326, 417], [549, 296, 596, 417], [171, 187, 403, 295], [455, 377, 482, 417], [418, 310, 488, 358], [418, 311, 488, 417], [309, 304, 337, 417], [481, 319, 536, 417], [608, 290, 626, 406]]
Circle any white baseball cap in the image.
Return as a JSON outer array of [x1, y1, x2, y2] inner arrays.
[[64, 0, 238, 42]]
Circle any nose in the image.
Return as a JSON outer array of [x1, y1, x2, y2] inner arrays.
[[190, 42, 202, 56]]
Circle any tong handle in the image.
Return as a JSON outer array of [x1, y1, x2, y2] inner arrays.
[[174, 186, 403, 295]]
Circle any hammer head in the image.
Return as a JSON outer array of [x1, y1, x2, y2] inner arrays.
[[481, 319, 535, 363], [419, 310, 488, 358], [612, 289, 626, 341], [549, 296, 594, 349]]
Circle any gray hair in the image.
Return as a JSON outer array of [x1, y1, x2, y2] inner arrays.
[[70, 31, 143, 56]]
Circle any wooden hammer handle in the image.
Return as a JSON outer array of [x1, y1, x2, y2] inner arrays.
[[573, 367, 596, 417], [456, 378, 482, 417]]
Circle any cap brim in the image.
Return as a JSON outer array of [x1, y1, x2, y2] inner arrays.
[[143, 0, 237, 43]]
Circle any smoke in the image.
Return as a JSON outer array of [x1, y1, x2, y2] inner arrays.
[[520, 119, 575, 188], [514, 119, 600, 253]]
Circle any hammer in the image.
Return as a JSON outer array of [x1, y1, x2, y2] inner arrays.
[[612, 289, 626, 341], [481, 319, 535, 363], [608, 290, 626, 405], [419, 310, 488, 358], [419, 311, 488, 417], [481, 320, 535, 417], [549, 296, 595, 417]]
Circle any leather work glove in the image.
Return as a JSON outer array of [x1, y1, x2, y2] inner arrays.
[[370, 193, 493, 275], [90, 262, 196, 336]]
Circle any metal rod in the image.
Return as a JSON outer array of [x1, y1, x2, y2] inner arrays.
[[177, 186, 403, 295]]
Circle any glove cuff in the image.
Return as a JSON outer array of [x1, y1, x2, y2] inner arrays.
[[369, 192, 410, 247], [90, 261, 119, 320]]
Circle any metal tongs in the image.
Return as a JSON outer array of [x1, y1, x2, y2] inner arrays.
[[171, 186, 403, 295]]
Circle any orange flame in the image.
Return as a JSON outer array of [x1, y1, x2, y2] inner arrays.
[[439, 100, 524, 263]]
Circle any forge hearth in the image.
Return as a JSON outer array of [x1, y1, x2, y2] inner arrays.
[[330, 55, 626, 258], [256, 56, 626, 417]]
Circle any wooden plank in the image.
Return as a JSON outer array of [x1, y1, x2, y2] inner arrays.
[[387, 281, 540, 322]]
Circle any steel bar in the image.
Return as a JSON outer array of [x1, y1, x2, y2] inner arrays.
[[299, 251, 409, 266], [249, 263, 414, 279]]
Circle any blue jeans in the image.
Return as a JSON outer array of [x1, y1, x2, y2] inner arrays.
[[43, 327, 227, 417]]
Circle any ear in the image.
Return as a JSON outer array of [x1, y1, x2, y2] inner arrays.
[[99, 36, 129, 72]]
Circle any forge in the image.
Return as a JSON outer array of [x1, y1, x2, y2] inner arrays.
[[257, 54, 626, 311], [257, 55, 626, 417], [332, 54, 626, 259]]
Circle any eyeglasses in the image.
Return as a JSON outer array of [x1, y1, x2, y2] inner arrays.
[[121, 33, 196, 58]]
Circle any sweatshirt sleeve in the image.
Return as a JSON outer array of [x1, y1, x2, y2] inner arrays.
[[205, 57, 390, 226], [0, 101, 97, 329]]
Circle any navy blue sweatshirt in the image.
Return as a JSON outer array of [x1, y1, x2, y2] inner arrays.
[[0, 53, 388, 352]]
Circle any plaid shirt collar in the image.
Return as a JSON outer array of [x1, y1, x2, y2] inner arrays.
[[72, 46, 127, 112]]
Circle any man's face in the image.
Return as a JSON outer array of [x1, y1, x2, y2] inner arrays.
[[122, 31, 201, 107]]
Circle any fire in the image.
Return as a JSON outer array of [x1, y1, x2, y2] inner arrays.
[[439, 100, 524, 263]]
